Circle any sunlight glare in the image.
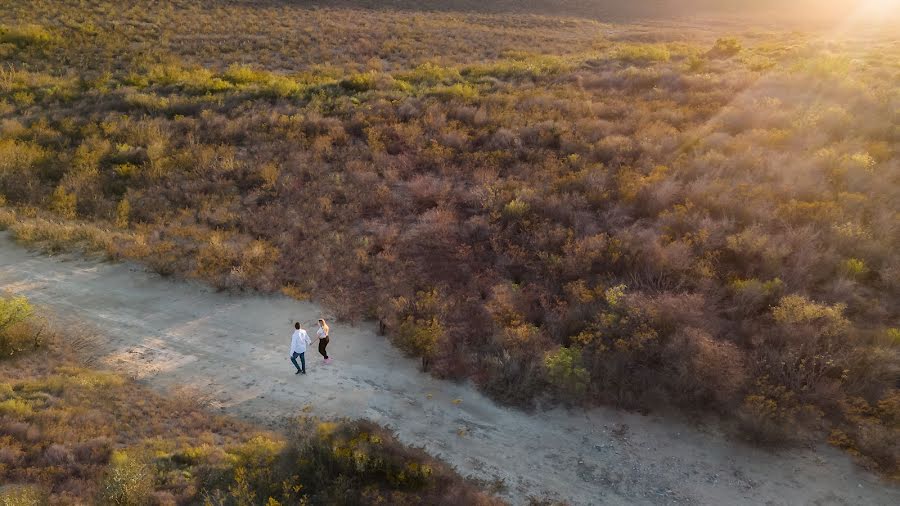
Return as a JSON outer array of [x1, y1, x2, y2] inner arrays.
[[854, 0, 900, 19]]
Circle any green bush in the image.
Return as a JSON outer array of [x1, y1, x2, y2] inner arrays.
[[260, 75, 302, 98], [502, 198, 529, 219], [49, 186, 77, 220], [390, 290, 446, 371], [222, 64, 272, 85], [544, 347, 589, 400], [0, 398, 33, 417], [0, 296, 31, 332], [397, 317, 443, 371], [614, 43, 671, 63], [0, 25, 56, 47], [115, 199, 131, 228], [0, 139, 48, 179], [0, 296, 37, 359], [145, 64, 233, 94], [603, 284, 627, 308], [427, 82, 478, 102], [97, 452, 152, 506], [772, 295, 849, 337], [463, 55, 570, 79], [887, 328, 900, 346], [223, 65, 302, 97], [708, 37, 742, 58], [841, 257, 868, 279], [397, 63, 462, 86], [340, 71, 381, 92]]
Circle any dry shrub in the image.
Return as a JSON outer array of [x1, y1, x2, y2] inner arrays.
[[665, 327, 746, 409], [72, 438, 113, 465], [828, 394, 900, 477], [478, 349, 546, 407], [853, 420, 899, 475], [0, 446, 22, 467], [42, 444, 73, 466], [0, 485, 46, 506], [737, 380, 824, 446], [0, 421, 30, 441], [7, 217, 126, 260]]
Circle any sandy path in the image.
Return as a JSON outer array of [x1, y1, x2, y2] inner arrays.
[[1, 234, 897, 505]]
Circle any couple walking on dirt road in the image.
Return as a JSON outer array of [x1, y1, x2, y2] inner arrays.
[[289, 319, 331, 374]]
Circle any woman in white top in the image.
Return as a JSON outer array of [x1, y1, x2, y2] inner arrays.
[[316, 318, 331, 363]]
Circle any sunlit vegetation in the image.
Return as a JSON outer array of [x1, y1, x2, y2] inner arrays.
[[0, 296, 501, 505], [0, 0, 898, 478], [0, 296, 43, 359]]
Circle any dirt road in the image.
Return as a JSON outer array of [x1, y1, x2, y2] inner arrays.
[[1, 234, 897, 505]]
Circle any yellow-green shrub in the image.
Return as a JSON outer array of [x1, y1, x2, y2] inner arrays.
[[49, 186, 77, 219], [145, 64, 233, 94], [0, 24, 56, 47], [544, 346, 589, 399], [97, 452, 152, 506], [340, 71, 382, 92], [0, 296, 35, 359], [772, 295, 849, 337], [708, 37, 742, 58], [397, 63, 461, 85], [396, 317, 442, 369], [841, 258, 867, 279], [614, 43, 671, 63], [427, 83, 478, 102], [464, 55, 570, 79]]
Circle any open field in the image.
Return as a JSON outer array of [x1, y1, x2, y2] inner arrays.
[[0, 0, 899, 499], [2, 234, 899, 505]]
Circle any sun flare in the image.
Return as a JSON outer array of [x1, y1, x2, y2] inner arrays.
[[852, 0, 900, 19]]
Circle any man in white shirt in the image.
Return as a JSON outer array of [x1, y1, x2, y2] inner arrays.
[[290, 322, 312, 375]]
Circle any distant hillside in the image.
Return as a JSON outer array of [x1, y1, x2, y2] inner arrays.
[[276, 0, 869, 23]]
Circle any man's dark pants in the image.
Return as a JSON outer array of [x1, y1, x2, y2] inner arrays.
[[291, 351, 306, 373]]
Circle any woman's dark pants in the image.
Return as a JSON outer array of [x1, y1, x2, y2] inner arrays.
[[318, 337, 329, 359]]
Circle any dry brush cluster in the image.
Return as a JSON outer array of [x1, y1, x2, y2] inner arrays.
[[0, 0, 898, 477]]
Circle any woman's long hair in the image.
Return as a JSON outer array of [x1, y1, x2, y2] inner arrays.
[[318, 318, 329, 336]]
